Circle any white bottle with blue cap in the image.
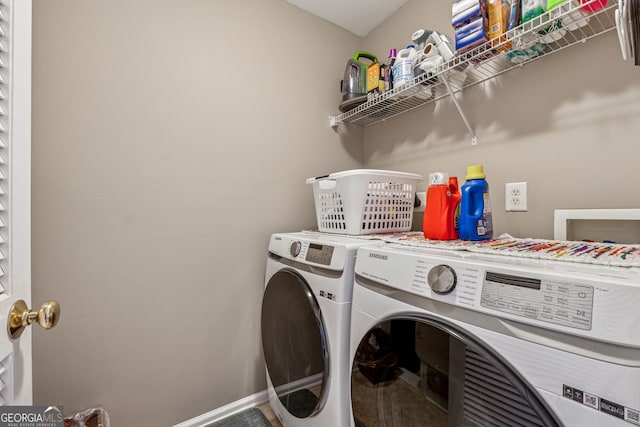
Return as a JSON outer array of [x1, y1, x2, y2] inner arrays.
[[392, 45, 418, 88]]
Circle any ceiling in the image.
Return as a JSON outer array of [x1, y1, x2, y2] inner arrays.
[[286, 0, 410, 37]]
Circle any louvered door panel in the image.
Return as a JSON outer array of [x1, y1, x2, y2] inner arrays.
[[0, 356, 11, 405], [0, 0, 33, 406], [0, 0, 9, 298]]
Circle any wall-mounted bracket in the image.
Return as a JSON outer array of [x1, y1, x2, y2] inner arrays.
[[440, 75, 477, 146]]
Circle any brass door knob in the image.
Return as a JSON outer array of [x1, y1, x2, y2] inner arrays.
[[7, 299, 60, 340]]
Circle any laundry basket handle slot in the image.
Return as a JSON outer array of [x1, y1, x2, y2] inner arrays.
[[318, 179, 338, 190]]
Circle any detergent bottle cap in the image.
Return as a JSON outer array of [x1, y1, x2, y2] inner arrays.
[[465, 165, 486, 180], [389, 48, 397, 58], [429, 172, 449, 186]]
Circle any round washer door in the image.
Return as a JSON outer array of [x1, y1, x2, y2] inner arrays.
[[261, 269, 328, 418], [351, 317, 560, 427]]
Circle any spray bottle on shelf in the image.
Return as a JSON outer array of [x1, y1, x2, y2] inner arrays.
[[459, 165, 493, 241], [384, 48, 397, 92]]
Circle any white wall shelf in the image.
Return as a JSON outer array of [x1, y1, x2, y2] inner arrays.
[[554, 209, 640, 242], [329, 0, 617, 145]]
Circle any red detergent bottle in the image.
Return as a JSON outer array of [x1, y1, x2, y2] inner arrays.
[[423, 172, 457, 240], [459, 165, 493, 241], [448, 176, 461, 239]]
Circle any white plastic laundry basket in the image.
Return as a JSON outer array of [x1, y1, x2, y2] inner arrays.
[[306, 169, 423, 235]]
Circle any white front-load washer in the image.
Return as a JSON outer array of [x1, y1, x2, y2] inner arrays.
[[349, 242, 640, 427], [261, 232, 383, 427]]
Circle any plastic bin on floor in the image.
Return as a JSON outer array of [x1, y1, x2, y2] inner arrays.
[[355, 327, 399, 384]]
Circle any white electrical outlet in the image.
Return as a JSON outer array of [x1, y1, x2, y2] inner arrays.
[[414, 192, 427, 212], [505, 182, 528, 211]]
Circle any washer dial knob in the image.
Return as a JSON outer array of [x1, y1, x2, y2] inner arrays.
[[428, 265, 457, 294], [290, 241, 302, 258]]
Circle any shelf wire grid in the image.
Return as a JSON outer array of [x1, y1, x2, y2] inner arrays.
[[330, 0, 616, 127]]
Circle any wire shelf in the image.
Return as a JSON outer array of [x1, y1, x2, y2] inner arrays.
[[330, 0, 617, 128]]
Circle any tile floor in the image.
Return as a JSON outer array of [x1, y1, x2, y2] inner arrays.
[[257, 372, 446, 427], [257, 401, 283, 427]]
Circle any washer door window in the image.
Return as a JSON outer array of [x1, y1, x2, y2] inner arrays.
[[351, 318, 559, 427], [261, 269, 328, 418]]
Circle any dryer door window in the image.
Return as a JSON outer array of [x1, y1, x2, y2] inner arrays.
[[351, 318, 559, 427], [261, 269, 328, 419]]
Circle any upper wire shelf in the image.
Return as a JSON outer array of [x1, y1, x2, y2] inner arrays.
[[329, 0, 617, 128]]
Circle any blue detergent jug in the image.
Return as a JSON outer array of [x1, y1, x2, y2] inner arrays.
[[459, 165, 493, 241]]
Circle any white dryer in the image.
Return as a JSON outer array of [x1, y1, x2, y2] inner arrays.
[[261, 232, 382, 427], [349, 242, 640, 427]]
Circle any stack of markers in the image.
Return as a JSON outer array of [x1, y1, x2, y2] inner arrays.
[[471, 239, 640, 266], [382, 234, 640, 267]]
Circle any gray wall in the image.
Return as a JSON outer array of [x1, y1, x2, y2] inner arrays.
[[361, 0, 640, 239], [31, 1, 362, 425], [30, 0, 640, 425]]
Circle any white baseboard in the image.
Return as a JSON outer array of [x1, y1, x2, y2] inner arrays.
[[172, 389, 270, 427]]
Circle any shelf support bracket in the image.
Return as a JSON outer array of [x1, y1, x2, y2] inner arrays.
[[441, 75, 477, 145]]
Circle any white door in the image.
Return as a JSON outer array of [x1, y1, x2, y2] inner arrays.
[[0, 0, 35, 405]]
